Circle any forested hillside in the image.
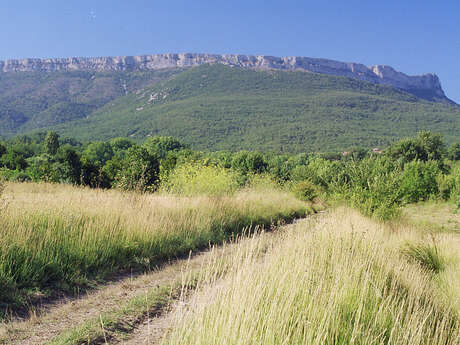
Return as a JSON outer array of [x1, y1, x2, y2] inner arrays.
[[0, 68, 184, 136], [52, 64, 460, 152]]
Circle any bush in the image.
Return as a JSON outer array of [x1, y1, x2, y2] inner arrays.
[[333, 157, 402, 220], [246, 173, 280, 191], [398, 160, 440, 203], [12, 171, 32, 182], [437, 174, 455, 200], [114, 146, 160, 192], [162, 163, 239, 196], [292, 180, 319, 201]]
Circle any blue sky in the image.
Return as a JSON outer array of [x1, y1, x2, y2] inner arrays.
[[1, 0, 459, 102]]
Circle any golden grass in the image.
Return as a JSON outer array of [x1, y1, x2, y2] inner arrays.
[[0, 182, 307, 311], [162, 208, 460, 345], [402, 201, 460, 233]]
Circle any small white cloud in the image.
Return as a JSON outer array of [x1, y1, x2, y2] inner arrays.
[[90, 10, 96, 20]]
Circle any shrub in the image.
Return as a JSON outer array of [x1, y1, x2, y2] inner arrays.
[[448, 142, 460, 161], [398, 160, 440, 203], [292, 180, 319, 201], [437, 174, 455, 200], [162, 163, 239, 196], [246, 173, 280, 191], [114, 147, 160, 192], [12, 171, 32, 182], [333, 157, 402, 220], [386, 131, 446, 165]]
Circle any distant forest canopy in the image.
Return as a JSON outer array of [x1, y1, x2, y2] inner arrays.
[[1, 64, 459, 152]]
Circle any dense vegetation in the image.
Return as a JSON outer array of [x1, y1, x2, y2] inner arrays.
[[50, 64, 460, 151], [1, 64, 460, 152], [0, 129, 458, 220], [0, 68, 184, 136]]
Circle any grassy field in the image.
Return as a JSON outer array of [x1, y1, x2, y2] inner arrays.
[[162, 208, 460, 345], [2, 180, 460, 344], [0, 182, 308, 313], [402, 201, 460, 233]]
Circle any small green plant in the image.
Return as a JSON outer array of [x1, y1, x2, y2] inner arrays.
[[401, 239, 445, 274]]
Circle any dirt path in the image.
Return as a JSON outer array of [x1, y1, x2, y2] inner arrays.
[[0, 250, 217, 345], [112, 220, 311, 345], [115, 302, 178, 345]]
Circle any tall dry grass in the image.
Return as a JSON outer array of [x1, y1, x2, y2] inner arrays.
[[0, 182, 307, 310], [163, 208, 460, 345]]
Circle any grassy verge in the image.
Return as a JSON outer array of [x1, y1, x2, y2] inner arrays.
[[44, 227, 279, 345], [162, 208, 460, 345], [0, 182, 308, 313]]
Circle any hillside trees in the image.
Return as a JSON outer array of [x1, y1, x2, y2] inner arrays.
[[143, 136, 187, 159], [44, 131, 60, 155], [386, 131, 446, 165], [448, 142, 460, 161]]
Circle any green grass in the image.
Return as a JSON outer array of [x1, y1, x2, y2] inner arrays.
[[402, 241, 446, 273]]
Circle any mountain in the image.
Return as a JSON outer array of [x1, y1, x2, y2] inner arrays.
[[51, 64, 460, 152], [0, 53, 459, 152], [0, 53, 454, 104]]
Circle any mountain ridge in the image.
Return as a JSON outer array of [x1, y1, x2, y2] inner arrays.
[[0, 53, 454, 104]]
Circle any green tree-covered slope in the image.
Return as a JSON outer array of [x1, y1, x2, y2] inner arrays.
[[0, 68, 184, 136], [50, 64, 460, 152]]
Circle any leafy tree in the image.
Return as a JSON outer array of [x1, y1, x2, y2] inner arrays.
[[115, 146, 160, 191], [101, 156, 123, 186], [0, 143, 6, 157], [109, 137, 135, 153], [398, 160, 440, 203], [26, 155, 53, 181], [231, 151, 268, 175], [0, 149, 27, 170], [386, 131, 446, 165], [143, 136, 187, 159], [80, 157, 99, 187], [57, 145, 82, 184], [448, 142, 460, 161], [44, 131, 60, 155], [82, 141, 114, 167], [417, 131, 446, 161]]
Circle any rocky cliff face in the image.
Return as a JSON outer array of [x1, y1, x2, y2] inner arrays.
[[0, 53, 449, 102]]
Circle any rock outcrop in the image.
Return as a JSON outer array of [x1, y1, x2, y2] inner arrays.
[[0, 53, 450, 103]]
